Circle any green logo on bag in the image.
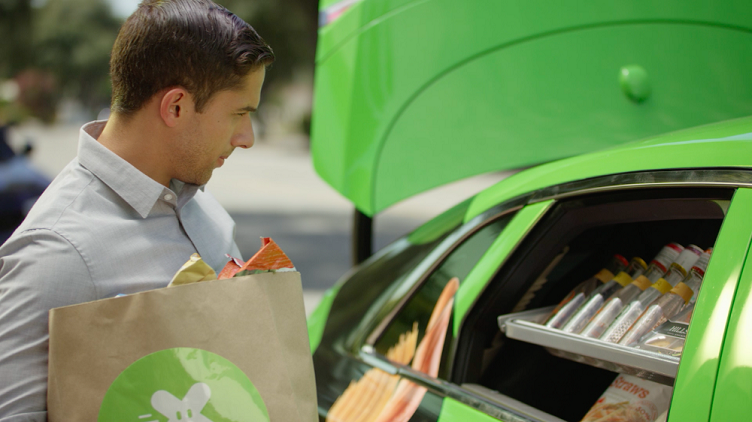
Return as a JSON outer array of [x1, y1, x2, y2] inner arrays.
[[98, 348, 269, 422]]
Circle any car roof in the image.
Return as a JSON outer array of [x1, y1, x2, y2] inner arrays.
[[466, 116, 752, 221]]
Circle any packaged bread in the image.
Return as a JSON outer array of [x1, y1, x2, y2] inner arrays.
[[580, 374, 672, 422]]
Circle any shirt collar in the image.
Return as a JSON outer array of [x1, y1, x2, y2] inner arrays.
[[77, 121, 203, 218]]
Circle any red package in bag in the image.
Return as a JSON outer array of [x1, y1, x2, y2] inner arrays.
[[218, 237, 295, 279]]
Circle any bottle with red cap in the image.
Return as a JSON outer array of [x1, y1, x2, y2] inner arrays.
[[544, 254, 629, 329], [619, 249, 712, 347], [599, 245, 704, 343], [560, 256, 647, 334], [579, 243, 683, 338]]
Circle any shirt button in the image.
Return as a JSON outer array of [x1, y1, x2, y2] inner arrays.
[[163, 193, 174, 201]]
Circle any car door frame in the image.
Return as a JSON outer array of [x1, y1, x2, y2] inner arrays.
[[353, 169, 752, 421]]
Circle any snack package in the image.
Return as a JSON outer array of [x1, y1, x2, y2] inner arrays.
[[634, 303, 694, 356], [581, 374, 673, 422], [219, 237, 295, 279], [168, 253, 217, 286]]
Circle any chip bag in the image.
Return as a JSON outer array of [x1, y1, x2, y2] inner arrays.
[[580, 374, 672, 422]]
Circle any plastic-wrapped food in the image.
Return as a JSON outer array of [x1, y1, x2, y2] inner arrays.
[[579, 275, 652, 338], [619, 251, 710, 347], [634, 303, 694, 356], [561, 256, 646, 334], [599, 246, 703, 343], [640, 242, 683, 283], [579, 244, 682, 338], [580, 374, 673, 422], [544, 255, 628, 329]]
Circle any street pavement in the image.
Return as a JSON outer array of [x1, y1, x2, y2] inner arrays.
[[8, 122, 510, 314]]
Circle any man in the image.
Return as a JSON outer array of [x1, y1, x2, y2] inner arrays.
[[0, 1, 274, 419]]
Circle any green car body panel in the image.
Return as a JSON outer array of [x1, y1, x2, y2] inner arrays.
[[437, 398, 500, 422], [310, 0, 752, 420], [666, 189, 752, 422], [306, 119, 752, 420], [307, 284, 342, 353], [453, 200, 553, 336], [312, 0, 752, 216], [466, 116, 752, 221], [706, 190, 752, 422]]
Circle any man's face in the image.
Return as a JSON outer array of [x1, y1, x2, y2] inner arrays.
[[170, 67, 266, 185]]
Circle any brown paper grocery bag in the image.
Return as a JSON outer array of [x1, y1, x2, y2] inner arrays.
[[47, 271, 317, 421]]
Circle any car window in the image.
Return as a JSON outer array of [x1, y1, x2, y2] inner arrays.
[[319, 201, 477, 347], [373, 214, 516, 362]]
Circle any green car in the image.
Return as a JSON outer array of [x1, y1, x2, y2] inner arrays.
[[308, 1, 752, 421]]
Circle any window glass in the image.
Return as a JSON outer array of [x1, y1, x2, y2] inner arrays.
[[374, 214, 516, 359]]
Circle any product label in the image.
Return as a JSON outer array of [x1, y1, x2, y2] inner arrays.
[[582, 375, 672, 422], [611, 376, 651, 399], [670, 282, 693, 305], [615, 272, 634, 287], [655, 321, 689, 339], [631, 276, 652, 291], [98, 348, 269, 422], [652, 278, 672, 295]]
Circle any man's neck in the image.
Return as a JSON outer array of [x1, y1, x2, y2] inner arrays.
[[98, 111, 173, 187]]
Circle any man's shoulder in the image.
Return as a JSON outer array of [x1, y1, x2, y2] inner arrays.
[[15, 161, 95, 233]]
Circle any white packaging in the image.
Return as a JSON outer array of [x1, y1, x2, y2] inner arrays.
[[580, 374, 673, 422]]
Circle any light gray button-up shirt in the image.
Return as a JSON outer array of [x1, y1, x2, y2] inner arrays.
[[0, 121, 241, 421]]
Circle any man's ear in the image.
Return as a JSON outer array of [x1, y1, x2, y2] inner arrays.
[[159, 88, 190, 128]]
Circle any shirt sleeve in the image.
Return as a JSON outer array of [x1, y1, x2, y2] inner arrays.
[[0, 229, 96, 419]]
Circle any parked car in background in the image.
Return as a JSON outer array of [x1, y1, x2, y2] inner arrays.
[[308, 0, 752, 421], [0, 126, 49, 243]]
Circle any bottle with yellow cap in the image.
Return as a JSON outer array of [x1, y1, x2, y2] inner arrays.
[[560, 257, 647, 334], [579, 243, 683, 338], [618, 251, 711, 347], [599, 245, 705, 343], [544, 254, 628, 329]]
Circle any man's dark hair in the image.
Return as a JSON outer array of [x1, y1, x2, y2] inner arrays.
[[110, 0, 274, 115]]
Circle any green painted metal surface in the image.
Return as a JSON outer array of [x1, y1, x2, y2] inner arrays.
[[407, 196, 472, 245], [466, 116, 752, 222], [708, 196, 752, 422], [311, 0, 752, 216], [437, 397, 500, 422], [307, 284, 342, 353], [453, 200, 553, 336], [667, 189, 752, 422]]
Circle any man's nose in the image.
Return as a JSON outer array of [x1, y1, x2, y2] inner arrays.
[[231, 116, 255, 149]]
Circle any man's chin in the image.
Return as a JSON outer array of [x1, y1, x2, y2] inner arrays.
[[177, 171, 213, 187]]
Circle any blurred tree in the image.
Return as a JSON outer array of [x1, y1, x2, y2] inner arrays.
[[0, 0, 34, 80], [1, 0, 318, 123], [15, 69, 58, 123], [32, 0, 122, 117], [217, 0, 319, 90]]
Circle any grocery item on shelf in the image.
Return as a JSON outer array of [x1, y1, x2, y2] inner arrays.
[[658, 244, 704, 287], [634, 304, 695, 356], [544, 254, 629, 329], [641, 243, 684, 283], [688, 247, 713, 305], [579, 275, 652, 339], [580, 374, 672, 422], [619, 251, 711, 347], [561, 257, 647, 334], [580, 243, 684, 338], [599, 245, 703, 343]]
